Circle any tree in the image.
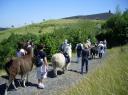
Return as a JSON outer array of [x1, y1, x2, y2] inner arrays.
[[11, 25, 14, 28]]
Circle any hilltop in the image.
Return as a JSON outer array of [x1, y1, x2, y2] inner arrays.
[[63, 11, 113, 20]]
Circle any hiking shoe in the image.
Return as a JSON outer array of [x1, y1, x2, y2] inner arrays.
[[38, 83, 45, 89], [43, 75, 47, 79]]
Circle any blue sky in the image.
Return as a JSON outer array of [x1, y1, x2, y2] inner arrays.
[[0, 0, 128, 27]]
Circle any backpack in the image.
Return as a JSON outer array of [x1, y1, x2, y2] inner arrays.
[[63, 52, 70, 63], [77, 44, 82, 51], [100, 46, 104, 50], [35, 52, 43, 67]]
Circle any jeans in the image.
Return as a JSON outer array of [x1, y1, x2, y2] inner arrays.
[[77, 57, 81, 63], [99, 53, 103, 58], [81, 58, 88, 74]]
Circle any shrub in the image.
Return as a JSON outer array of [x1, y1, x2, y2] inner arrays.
[[98, 9, 128, 47], [0, 20, 101, 66]]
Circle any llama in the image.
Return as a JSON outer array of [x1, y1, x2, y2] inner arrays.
[[4, 46, 34, 94], [51, 43, 72, 77], [90, 45, 99, 59], [51, 53, 67, 77]]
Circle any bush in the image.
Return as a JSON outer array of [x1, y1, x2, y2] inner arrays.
[[98, 9, 128, 47], [0, 33, 40, 65], [0, 20, 101, 67]]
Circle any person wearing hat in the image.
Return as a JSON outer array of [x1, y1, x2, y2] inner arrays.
[[61, 39, 68, 53], [81, 43, 89, 74], [98, 41, 104, 58], [75, 43, 83, 63]]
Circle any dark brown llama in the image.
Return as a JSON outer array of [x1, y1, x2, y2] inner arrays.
[[4, 46, 34, 94]]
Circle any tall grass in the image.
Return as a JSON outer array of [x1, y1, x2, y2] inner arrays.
[[59, 45, 128, 95]]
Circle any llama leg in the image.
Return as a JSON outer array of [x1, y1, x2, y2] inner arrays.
[[17, 75, 23, 87], [53, 63, 57, 77], [4, 82, 10, 95], [21, 75, 26, 87], [67, 62, 71, 70], [17, 80, 21, 87], [65, 63, 69, 70], [5, 77, 12, 95], [4, 88, 7, 95], [25, 73, 29, 86], [12, 80, 17, 90], [23, 76, 26, 87], [62, 67, 65, 74], [53, 68, 57, 77]]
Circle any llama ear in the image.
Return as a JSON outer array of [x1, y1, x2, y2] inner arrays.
[[6, 56, 14, 62]]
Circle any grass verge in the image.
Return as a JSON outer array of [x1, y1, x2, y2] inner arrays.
[[59, 45, 128, 95]]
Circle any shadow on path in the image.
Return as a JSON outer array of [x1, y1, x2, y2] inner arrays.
[[0, 75, 37, 95], [68, 69, 80, 73], [47, 70, 64, 78]]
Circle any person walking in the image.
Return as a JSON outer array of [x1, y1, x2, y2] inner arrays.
[[98, 41, 104, 58], [75, 43, 83, 63], [35, 44, 48, 89], [103, 39, 107, 52], [61, 39, 68, 53], [81, 44, 89, 74], [16, 43, 27, 57]]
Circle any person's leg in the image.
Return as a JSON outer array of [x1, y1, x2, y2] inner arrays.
[[101, 53, 103, 58], [77, 56, 79, 63], [38, 79, 44, 89], [77, 51, 81, 63], [43, 65, 47, 79], [38, 79, 41, 84], [81, 58, 84, 74], [99, 53, 101, 58], [78, 57, 81, 64], [37, 67, 40, 85], [85, 59, 88, 73], [37, 66, 45, 89]]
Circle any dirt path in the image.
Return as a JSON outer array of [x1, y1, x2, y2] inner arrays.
[[0, 54, 106, 95]]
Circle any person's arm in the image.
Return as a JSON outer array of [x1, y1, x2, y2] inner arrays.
[[87, 50, 90, 57], [40, 51, 48, 67], [44, 57, 48, 70], [44, 57, 48, 66], [81, 44, 84, 49]]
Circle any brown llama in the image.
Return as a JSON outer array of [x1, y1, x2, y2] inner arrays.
[[4, 46, 34, 94]]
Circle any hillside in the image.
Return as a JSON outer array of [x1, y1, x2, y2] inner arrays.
[[0, 28, 9, 31], [63, 11, 113, 20], [0, 19, 104, 68], [0, 19, 104, 43]]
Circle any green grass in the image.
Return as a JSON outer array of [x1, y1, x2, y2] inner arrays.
[[59, 45, 128, 95]]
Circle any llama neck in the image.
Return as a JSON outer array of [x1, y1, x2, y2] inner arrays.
[[27, 47, 34, 58]]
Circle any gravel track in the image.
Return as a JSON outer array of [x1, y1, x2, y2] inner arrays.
[[0, 55, 105, 95]]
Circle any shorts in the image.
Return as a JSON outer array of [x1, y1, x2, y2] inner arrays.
[[37, 65, 47, 79]]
